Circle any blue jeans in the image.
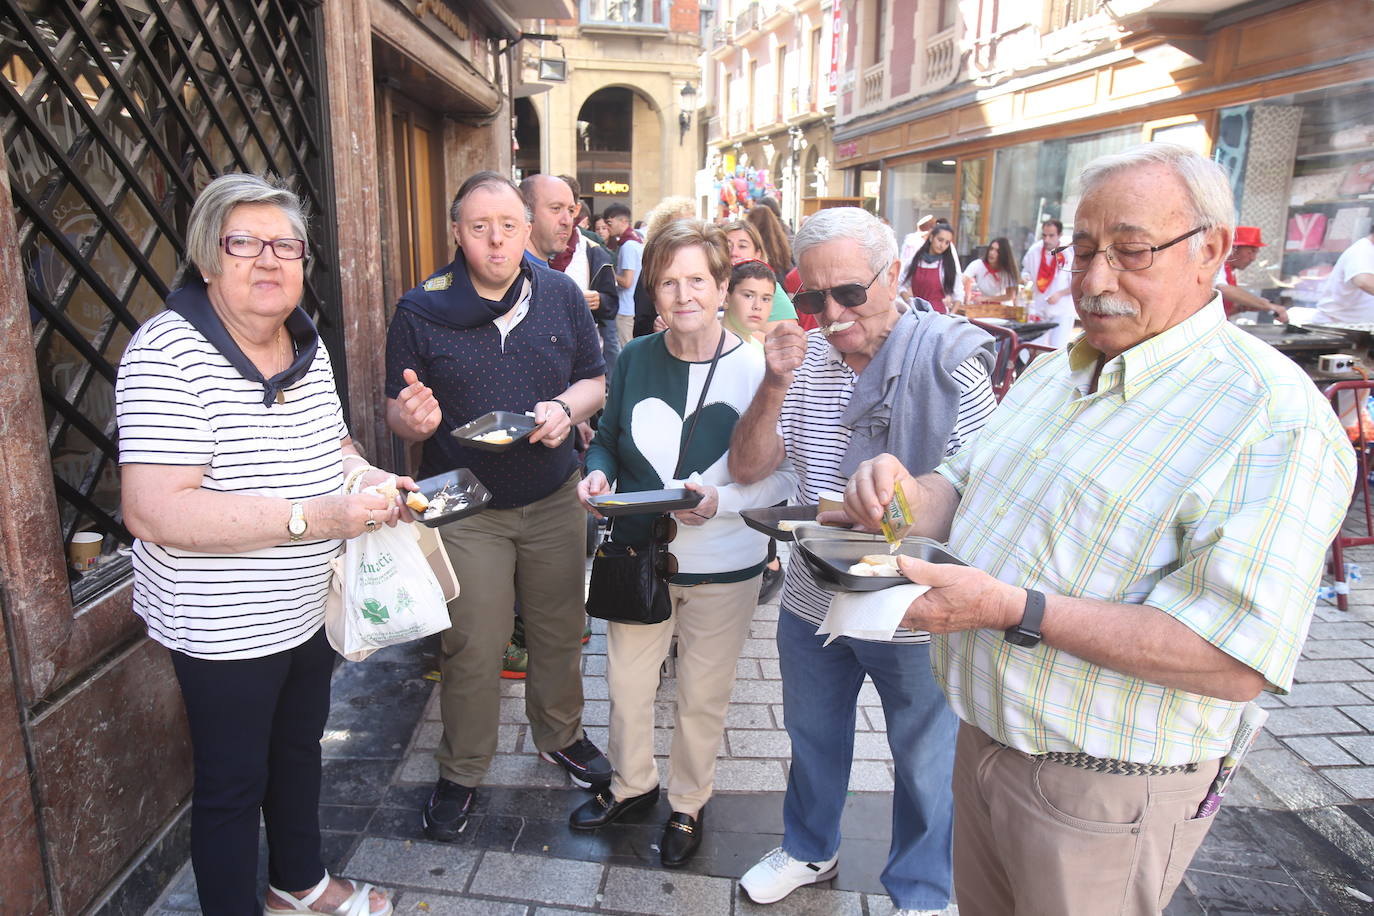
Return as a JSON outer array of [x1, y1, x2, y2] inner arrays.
[[598, 319, 620, 382], [777, 609, 957, 911]]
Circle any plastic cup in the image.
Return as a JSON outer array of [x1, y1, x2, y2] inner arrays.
[[69, 531, 103, 570]]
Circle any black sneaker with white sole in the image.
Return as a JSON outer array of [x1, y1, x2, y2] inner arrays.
[[539, 732, 612, 789], [421, 777, 476, 842]]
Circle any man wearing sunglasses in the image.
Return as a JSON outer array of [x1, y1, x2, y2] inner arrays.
[[841, 144, 1354, 916], [728, 207, 997, 916]]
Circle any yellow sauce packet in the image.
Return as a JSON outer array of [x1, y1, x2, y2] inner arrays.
[[880, 483, 913, 553]]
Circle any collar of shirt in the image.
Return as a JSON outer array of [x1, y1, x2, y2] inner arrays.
[[1066, 294, 1225, 401], [493, 271, 534, 343]]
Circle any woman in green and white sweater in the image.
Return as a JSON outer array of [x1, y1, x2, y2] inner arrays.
[[571, 220, 795, 866]]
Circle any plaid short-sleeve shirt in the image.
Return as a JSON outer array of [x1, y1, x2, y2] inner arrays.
[[934, 298, 1354, 765]]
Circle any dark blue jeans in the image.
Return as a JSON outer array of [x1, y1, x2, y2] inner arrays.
[[777, 609, 957, 910], [170, 627, 334, 915]]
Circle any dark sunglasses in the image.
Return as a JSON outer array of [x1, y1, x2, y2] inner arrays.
[[651, 514, 678, 579], [792, 270, 883, 315]]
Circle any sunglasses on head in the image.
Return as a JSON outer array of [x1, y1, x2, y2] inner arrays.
[[651, 514, 678, 579], [791, 269, 883, 315]]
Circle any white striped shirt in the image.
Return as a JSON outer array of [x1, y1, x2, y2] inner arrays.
[[778, 330, 997, 642], [115, 310, 349, 659]]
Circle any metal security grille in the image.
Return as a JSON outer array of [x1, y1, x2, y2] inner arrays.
[[1, 0, 340, 603]]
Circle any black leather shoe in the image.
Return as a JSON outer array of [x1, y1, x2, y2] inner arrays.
[[660, 809, 703, 868], [758, 560, 784, 605], [422, 778, 476, 842], [569, 786, 660, 830]]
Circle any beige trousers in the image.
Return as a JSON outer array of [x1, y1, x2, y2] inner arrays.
[[952, 722, 1220, 916], [606, 575, 762, 815], [434, 473, 587, 785], [616, 313, 635, 346]]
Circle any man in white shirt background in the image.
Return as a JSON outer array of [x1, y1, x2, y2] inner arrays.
[[1020, 218, 1076, 348], [1314, 225, 1374, 324]]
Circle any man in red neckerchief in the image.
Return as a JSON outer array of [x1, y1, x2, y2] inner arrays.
[[1214, 226, 1287, 322], [1020, 219, 1076, 348]]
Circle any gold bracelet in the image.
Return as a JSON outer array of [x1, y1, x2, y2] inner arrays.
[[343, 465, 372, 495]]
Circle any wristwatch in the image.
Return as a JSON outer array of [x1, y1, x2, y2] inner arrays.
[[1004, 588, 1045, 648], [287, 502, 308, 541], [552, 398, 573, 421]]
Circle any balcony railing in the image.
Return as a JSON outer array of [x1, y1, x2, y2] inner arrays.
[[926, 33, 959, 87], [730, 107, 748, 135], [1046, 0, 1097, 31], [732, 1, 760, 38], [860, 62, 885, 107], [713, 22, 732, 46], [580, 0, 668, 29], [786, 82, 816, 118]]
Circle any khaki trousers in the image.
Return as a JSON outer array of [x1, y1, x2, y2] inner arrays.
[[435, 473, 586, 785], [952, 722, 1219, 916], [606, 575, 762, 815], [616, 313, 635, 346]]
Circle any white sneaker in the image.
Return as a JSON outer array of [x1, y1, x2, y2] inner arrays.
[[892, 909, 953, 916], [739, 846, 840, 904]]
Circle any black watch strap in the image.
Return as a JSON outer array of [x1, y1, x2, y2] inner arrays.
[[1004, 588, 1046, 647], [553, 398, 573, 421]]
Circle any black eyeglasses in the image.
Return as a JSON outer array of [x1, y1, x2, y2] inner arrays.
[[651, 514, 678, 580], [1055, 226, 1204, 273], [222, 235, 307, 260], [792, 270, 884, 315]]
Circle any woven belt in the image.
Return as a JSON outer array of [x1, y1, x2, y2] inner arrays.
[[1038, 750, 1198, 777]]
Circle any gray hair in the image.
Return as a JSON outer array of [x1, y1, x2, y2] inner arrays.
[[792, 207, 898, 277], [451, 170, 532, 224], [1077, 142, 1235, 256], [186, 172, 308, 279]]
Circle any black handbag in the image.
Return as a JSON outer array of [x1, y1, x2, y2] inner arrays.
[[584, 329, 726, 625]]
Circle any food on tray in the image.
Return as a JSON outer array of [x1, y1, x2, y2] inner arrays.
[[472, 428, 516, 445], [423, 484, 469, 519], [776, 520, 798, 532], [847, 554, 904, 577], [405, 490, 430, 513], [599, 499, 628, 506], [822, 320, 855, 335]]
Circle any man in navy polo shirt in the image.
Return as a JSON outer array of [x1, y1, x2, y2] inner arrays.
[[385, 171, 610, 842]]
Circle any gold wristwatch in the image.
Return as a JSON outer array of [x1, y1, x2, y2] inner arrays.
[[287, 502, 308, 541]]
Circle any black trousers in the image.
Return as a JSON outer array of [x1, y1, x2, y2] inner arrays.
[[170, 627, 334, 915]]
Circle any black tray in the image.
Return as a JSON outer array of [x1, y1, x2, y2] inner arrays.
[[451, 411, 539, 452], [588, 488, 703, 518], [410, 468, 492, 528], [740, 505, 819, 542], [793, 527, 967, 592]]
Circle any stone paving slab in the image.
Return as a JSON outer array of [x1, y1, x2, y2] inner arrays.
[[342, 837, 480, 895], [469, 852, 603, 909]]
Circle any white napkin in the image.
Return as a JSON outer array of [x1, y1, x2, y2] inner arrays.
[[817, 583, 931, 646]]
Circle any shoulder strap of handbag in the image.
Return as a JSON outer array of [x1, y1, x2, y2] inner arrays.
[[605, 328, 727, 541], [672, 327, 727, 480]]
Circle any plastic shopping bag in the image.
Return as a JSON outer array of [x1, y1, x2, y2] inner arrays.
[[325, 521, 455, 662]]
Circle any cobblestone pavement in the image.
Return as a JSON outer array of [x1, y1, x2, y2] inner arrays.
[[145, 536, 1374, 916]]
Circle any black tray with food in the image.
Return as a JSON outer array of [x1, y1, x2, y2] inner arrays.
[[409, 468, 493, 528], [588, 488, 703, 518], [740, 504, 820, 542], [451, 411, 539, 452], [793, 527, 967, 592]]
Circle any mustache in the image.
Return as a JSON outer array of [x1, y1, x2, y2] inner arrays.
[[1077, 294, 1139, 317]]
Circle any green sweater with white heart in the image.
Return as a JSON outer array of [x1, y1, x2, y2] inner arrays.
[[585, 331, 796, 584]]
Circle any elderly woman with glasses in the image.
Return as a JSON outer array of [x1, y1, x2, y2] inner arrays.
[[115, 173, 407, 916], [571, 219, 795, 867]]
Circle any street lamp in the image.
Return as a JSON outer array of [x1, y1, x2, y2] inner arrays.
[[678, 82, 697, 145], [787, 125, 806, 229]]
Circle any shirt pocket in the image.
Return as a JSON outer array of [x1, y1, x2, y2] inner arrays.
[[1020, 469, 1181, 601]]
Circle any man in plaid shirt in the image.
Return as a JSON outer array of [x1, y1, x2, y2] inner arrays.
[[843, 143, 1354, 916]]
